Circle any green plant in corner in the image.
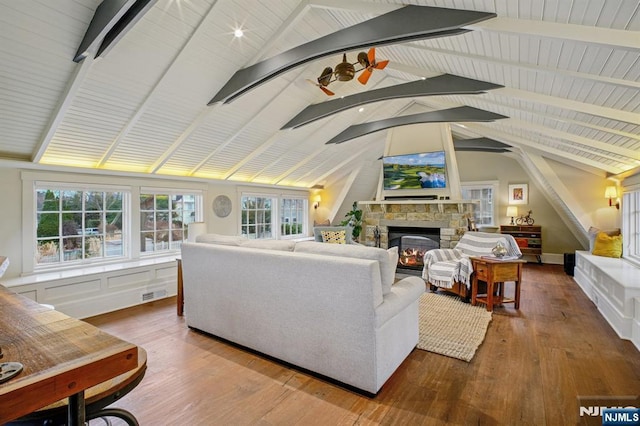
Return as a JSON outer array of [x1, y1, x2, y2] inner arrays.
[[340, 201, 362, 241]]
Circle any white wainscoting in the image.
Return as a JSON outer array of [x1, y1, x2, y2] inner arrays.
[[2, 256, 177, 319], [573, 250, 640, 351]]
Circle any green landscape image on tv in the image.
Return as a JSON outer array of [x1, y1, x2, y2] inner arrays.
[[383, 151, 446, 190]]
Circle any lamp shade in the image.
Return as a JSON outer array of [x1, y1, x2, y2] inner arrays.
[[187, 222, 207, 243], [313, 194, 322, 203], [506, 206, 518, 218], [604, 186, 617, 199]]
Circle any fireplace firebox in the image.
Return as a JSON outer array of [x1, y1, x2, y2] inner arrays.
[[388, 227, 440, 271]]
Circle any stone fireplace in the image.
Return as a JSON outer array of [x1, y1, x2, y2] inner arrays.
[[359, 200, 477, 255]]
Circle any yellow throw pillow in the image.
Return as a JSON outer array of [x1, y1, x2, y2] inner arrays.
[[592, 232, 622, 258], [321, 230, 346, 244]]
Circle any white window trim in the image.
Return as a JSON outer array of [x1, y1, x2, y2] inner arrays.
[[278, 195, 308, 240], [21, 170, 206, 275], [621, 187, 640, 266], [461, 180, 499, 226], [239, 191, 309, 240], [138, 188, 204, 257], [29, 181, 132, 274]]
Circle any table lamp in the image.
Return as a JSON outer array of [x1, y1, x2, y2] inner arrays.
[[506, 206, 518, 225]]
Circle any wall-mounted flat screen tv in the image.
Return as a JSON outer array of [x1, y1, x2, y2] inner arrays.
[[383, 151, 446, 190]]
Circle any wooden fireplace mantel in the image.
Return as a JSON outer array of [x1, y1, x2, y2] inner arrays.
[[359, 199, 479, 213]]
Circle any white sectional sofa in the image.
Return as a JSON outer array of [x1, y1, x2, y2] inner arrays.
[[180, 238, 425, 394]]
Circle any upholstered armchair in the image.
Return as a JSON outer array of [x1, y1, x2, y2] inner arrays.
[[422, 231, 522, 300]]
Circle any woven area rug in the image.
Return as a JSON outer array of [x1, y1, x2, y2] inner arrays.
[[417, 292, 492, 362]]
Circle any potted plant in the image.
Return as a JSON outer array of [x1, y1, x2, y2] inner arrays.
[[340, 201, 362, 242]]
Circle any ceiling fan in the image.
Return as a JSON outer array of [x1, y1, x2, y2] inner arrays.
[[307, 47, 389, 96]]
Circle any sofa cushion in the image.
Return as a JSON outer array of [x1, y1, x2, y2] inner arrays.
[[592, 232, 622, 258], [239, 239, 296, 251], [313, 226, 353, 244], [196, 233, 248, 246], [321, 230, 346, 244], [387, 246, 399, 282], [294, 241, 395, 295]]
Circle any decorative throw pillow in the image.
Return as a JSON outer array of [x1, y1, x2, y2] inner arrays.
[[592, 232, 622, 258], [588, 226, 620, 253], [313, 226, 353, 244], [321, 230, 346, 244]]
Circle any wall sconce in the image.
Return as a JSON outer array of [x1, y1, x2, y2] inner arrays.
[[506, 206, 518, 225], [313, 195, 321, 210], [605, 186, 620, 210]]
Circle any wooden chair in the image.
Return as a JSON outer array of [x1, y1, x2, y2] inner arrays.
[[7, 347, 147, 426]]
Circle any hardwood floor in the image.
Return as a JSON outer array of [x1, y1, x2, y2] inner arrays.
[[85, 264, 640, 425]]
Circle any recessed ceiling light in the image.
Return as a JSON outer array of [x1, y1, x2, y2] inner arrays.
[[358, 107, 364, 112], [234, 28, 244, 38]]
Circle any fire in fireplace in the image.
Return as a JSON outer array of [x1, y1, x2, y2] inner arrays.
[[388, 227, 440, 271]]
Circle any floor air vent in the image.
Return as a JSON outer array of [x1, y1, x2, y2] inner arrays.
[[142, 290, 167, 302]]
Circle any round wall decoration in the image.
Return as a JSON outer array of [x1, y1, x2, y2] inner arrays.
[[212, 195, 232, 217]]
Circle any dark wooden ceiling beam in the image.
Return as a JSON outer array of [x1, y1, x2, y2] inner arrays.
[[453, 137, 512, 152], [74, 0, 157, 62], [209, 6, 496, 104], [326, 106, 508, 145], [282, 74, 503, 129]]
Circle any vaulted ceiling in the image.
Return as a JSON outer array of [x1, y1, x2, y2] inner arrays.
[[1, 0, 639, 191]]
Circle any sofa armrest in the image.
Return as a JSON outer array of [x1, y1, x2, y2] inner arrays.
[[375, 276, 425, 328]]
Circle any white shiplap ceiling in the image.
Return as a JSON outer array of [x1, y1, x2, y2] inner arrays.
[[1, 0, 639, 189]]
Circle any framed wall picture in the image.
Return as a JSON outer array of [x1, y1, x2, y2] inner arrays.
[[508, 184, 528, 205]]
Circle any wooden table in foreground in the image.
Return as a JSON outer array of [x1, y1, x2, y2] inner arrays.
[[0, 285, 138, 425], [470, 257, 527, 311]]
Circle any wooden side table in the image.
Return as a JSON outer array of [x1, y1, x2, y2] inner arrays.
[[470, 257, 526, 311], [176, 257, 183, 316]]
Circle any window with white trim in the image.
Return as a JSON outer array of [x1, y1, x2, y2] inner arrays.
[[280, 198, 305, 238], [240, 194, 307, 239], [35, 187, 126, 266], [240, 196, 273, 239], [622, 189, 639, 265], [140, 192, 201, 253], [461, 181, 498, 226]]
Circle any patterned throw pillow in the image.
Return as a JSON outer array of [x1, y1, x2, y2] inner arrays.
[[321, 230, 346, 244]]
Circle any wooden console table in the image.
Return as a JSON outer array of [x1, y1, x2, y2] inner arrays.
[[0, 285, 139, 425], [470, 257, 526, 311]]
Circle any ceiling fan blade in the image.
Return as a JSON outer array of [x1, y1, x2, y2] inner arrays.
[[320, 86, 335, 96], [358, 69, 372, 85], [373, 59, 389, 70], [367, 47, 375, 65]]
